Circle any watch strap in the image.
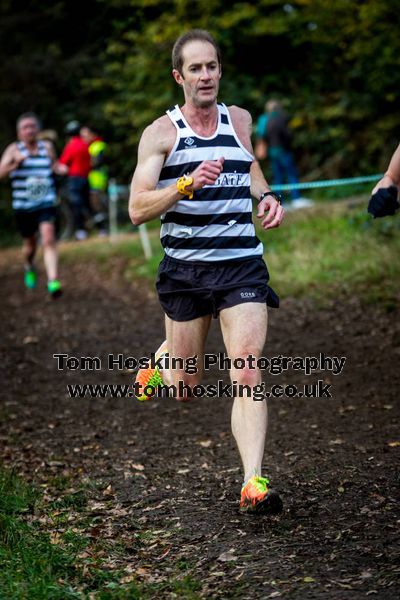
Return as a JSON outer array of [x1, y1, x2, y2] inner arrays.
[[259, 191, 281, 204]]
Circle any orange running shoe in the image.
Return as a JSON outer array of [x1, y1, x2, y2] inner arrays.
[[135, 340, 168, 401], [240, 475, 283, 515]]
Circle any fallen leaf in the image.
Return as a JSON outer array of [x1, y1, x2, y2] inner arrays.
[[360, 570, 372, 579], [89, 501, 107, 512], [303, 576, 315, 583], [131, 463, 145, 471], [198, 440, 212, 448], [102, 484, 114, 496], [387, 441, 400, 447], [23, 335, 39, 344], [217, 550, 237, 562], [329, 438, 345, 445], [50, 532, 62, 545], [120, 574, 136, 583]]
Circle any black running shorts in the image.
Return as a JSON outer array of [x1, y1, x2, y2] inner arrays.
[[15, 207, 57, 238], [156, 255, 279, 322]]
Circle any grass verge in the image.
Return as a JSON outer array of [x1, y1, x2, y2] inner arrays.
[[58, 197, 400, 308], [263, 197, 400, 307], [0, 468, 202, 599]]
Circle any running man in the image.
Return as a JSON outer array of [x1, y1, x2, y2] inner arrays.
[[0, 112, 65, 297], [129, 30, 285, 514]]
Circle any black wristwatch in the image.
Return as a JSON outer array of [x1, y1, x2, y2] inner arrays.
[[259, 191, 282, 204]]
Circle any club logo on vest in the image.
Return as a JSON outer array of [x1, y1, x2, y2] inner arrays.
[[215, 172, 245, 186], [184, 137, 196, 147]]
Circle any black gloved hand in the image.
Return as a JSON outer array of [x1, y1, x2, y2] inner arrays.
[[368, 186, 399, 218]]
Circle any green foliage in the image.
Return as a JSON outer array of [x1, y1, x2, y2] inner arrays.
[[0, 0, 399, 180], [261, 200, 400, 308], [83, 0, 400, 179]]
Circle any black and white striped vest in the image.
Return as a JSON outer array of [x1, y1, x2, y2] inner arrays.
[[158, 103, 263, 262], [10, 140, 56, 212]]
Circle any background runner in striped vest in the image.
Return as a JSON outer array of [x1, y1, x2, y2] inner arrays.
[[0, 112, 66, 297]]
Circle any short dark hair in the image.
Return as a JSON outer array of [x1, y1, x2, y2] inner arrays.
[[84, 125, 100, 136], [16, 112, 41, 130], [172, 29, 221, 74]]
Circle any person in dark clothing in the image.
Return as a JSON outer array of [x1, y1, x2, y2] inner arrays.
[[0, 112, 64, 297], [80, 125, 109, 236], [257, 100, 312, 209], [59, 121, 91, 240]]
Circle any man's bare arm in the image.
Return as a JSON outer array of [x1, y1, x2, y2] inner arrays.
[[372, 143, 400, 194], [129, 120, 185, 225], [129, 118, 225, 225], [0, 143, 24, 179]]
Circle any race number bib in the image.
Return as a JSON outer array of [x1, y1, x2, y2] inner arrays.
[[25, 176, 51, 202]]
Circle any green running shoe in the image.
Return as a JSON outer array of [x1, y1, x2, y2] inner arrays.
[[47, 279, 63, 299], [24, 268, 37, 289]]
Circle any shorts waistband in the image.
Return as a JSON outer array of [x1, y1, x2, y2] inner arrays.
[[161, 254, 264, 268]]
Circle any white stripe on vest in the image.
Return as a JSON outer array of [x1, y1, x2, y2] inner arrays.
[[157, 103, 263, 262], [10, 140, 56, 211]]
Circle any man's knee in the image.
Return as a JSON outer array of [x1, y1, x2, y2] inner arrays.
[[233, 366, 260, 388], [42, 237, 56, 248], [41, 225, 56, 247], [230, 353, 261, 387]]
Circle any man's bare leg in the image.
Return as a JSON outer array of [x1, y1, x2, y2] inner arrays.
[[39, 221, 58, 282], [163, 314, 212, 397], [220, 302, 268, 482], [23, 235, 36, 268], [22, 234, 37, 288]]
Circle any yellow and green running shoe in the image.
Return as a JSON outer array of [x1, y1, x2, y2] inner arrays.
[[135, 340, 168, 401], [24, 267, 37, 289], [240, 475, 283, 515]]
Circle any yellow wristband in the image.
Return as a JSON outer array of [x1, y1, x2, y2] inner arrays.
[[177, 175, 194, 199]]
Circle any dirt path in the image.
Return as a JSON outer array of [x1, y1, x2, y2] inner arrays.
[[0, 247, 399, 598]]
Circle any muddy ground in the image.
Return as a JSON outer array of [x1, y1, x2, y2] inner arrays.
[[0, 245, 399, 599]]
